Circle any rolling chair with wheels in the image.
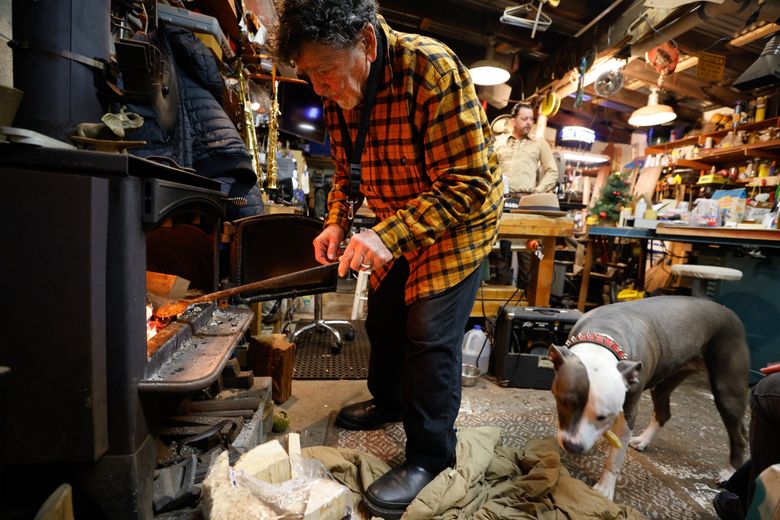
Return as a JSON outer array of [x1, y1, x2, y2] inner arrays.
[[292, 292, 355, 352], [228, 213, 354, 353]]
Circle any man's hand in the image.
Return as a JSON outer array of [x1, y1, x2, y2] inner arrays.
[[313, 224, 345, 265], [338, 229, 392, 277]]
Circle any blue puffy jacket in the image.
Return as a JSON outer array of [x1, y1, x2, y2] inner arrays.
[[125, 24, 262, 218]]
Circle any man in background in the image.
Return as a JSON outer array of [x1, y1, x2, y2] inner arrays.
[[497, 102, 559, 197], [496, 102, 561, 291]]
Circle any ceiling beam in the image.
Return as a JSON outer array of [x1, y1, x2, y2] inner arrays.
[[622, 60, 743, 107], [585, 84, 646, 109], [379, 0, 557, 59], [671, 32, 761, 81]]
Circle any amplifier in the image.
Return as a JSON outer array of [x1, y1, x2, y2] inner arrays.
[[492, 306, 582, 389]]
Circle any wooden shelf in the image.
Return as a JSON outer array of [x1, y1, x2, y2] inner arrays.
[[645, 135, 700, 154], [705, 116, 780, 140], [675, 158, 710, 170], [645, 117, 780, 155], [693, 139, 780, 165], [746, 175, 780, 187]]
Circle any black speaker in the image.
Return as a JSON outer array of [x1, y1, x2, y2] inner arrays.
[[492, 306, 582, 389]]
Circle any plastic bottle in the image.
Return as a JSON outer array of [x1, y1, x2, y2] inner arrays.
[[755, 96, 766, 123], [462, 325, 491, 374], [635, 197, 647, 220]]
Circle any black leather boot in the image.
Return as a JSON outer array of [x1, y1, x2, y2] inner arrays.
[[335, 399, 402, 430], [713, 490, 745, 520], [363, 464, 437, 519]]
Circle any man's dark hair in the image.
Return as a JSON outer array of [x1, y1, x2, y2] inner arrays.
[[272, 0, 378, 64], [510, 102, 533, 117]]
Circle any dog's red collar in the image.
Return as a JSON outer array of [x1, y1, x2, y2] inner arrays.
[[565, 332, 627, 360]]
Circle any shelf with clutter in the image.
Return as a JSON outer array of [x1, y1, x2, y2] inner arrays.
[[645, 117, 780, 156], [626, 109, 780, 232], [644, 114, 779, 182]]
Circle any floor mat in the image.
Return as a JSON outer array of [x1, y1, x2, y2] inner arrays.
[[292, 320, 370, 380]]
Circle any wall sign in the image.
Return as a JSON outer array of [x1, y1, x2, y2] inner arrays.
[[697, 51, 726, 82]]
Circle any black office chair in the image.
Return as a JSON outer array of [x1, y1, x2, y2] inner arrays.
[[229, 213, 355, 352]]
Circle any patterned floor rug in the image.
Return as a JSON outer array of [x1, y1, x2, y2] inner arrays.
[[324, 373, 736, 519]]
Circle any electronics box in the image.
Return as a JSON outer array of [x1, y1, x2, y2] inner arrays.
[[157, 4, 234, 59], [492, 306, 582, 389]]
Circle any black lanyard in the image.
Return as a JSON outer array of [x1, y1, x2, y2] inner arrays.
[[336, 25, 386, 220]]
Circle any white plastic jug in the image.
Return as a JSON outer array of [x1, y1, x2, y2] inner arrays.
[[462, 325, 491, 374]]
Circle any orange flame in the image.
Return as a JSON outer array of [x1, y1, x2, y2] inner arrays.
[[146, 304, 158, 341]]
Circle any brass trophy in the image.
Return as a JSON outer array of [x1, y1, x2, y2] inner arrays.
[[237, 67, 264, 188], [265, 65, 280, 190]]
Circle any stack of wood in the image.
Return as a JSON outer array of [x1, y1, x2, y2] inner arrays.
[[247, 334, 295, 404], [202, 434, 352, 520]]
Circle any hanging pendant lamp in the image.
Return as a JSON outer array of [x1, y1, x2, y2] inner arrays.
[[469, 40, 510, 86], [628, 86, 677, 127]]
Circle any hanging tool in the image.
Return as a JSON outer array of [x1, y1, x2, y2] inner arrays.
[[539, 91, 560, 117], [574, 56, 588, 107], [154, 263, 338, 318], [500, 1, 556, 38]]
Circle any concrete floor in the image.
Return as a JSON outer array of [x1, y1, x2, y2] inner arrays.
[[268, 285, 741, 519]]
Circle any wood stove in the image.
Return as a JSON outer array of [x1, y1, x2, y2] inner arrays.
[[0, 147, 261, 519]]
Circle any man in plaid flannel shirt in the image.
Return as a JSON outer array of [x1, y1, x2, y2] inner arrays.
[[274, 1, 503, 515]]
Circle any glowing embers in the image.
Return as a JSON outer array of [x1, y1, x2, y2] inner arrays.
[[146, 303, 161, 341]]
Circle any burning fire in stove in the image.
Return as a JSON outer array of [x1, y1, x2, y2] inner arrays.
[[146, 303, 164, 340], [146, 271, 190, 342]]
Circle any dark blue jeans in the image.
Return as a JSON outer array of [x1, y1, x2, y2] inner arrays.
[[365, 257, 483, 473], [722, 372, 780, 513], [747, 372, 780, 508]]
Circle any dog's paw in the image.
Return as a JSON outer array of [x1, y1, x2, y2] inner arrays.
[[593, 473, 617, 501], [629, 435, 649, 451], [629, 420, 661, 451]]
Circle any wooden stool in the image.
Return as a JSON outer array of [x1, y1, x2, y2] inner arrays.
[[670, 264, 742, 299]]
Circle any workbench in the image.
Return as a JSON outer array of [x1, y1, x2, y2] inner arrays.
[[654, 223, 780, 247], [577, 224, 780, 311], [496, 212, 575, 308]]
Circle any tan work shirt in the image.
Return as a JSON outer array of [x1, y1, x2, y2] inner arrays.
[[497, 135, 559, 194]]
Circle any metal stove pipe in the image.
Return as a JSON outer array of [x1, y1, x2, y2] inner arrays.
[[630, 0, 753, 58]]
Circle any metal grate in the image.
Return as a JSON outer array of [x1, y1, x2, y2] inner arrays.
[[292, 320, 370, 379]]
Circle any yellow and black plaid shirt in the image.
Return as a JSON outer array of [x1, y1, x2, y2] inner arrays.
[[324, 17, 503, 303]]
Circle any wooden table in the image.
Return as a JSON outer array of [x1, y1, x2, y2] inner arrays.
[[497, 213, 575, 307], [655, 223, 780, 247]]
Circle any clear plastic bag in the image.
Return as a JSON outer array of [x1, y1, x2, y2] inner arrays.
[[232, 455, 353, 520], [202, 447, 353, 520], [690, 198, 721, 227]]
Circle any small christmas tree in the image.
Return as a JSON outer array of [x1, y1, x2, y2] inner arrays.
[[590, 172, 632, 225]]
